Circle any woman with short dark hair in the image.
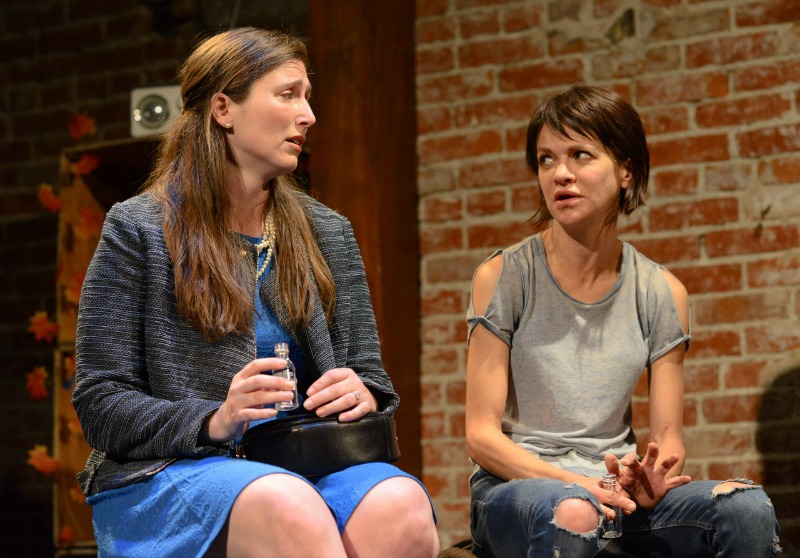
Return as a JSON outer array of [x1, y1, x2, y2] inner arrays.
[[465, 85, 781, 557]]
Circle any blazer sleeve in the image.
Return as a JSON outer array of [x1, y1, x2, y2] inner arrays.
[[73, 201, 225, 461], [331, 216, 399, 414]]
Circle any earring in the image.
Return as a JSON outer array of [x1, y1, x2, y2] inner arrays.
[[225, 122, 233, 128]]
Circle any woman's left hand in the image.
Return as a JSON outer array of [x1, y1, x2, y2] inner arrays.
[[303, 367, 377, 421], [605, 443, 692, 509]]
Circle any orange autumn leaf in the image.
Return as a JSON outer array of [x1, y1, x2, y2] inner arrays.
[[64, 355, 75, 377], [67, 417, 82, 435], [68, 485, 86, 504], [62, 354, 76, 388], [26, 366, 49, 400], [37, 183, 64, 213], [64, 271, 86, 305], [27, 445, 60, 475], [58, 525, 76, 546], [67, 112, 96, 141], [71, 153, 100, 176], [75, 207, 103, 239], [28, 311, 60, 342], [64, 354, 76, 376]]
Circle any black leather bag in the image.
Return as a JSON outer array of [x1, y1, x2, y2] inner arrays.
[[233, 412, 401, 478]]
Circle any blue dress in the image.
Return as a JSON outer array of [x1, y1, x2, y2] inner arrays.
[[88, 238, 432, 558]]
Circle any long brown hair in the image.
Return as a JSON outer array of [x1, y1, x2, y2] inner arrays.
[[144, 27, 335, 342]]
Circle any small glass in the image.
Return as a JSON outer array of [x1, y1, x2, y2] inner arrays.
[[273, 342, 299, 411], [601, 473, 622, 539]]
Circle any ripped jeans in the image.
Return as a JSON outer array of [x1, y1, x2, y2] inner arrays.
[[469, 467, 782, 558]]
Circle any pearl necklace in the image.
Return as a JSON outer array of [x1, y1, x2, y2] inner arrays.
[[255, 212, 275, 281]]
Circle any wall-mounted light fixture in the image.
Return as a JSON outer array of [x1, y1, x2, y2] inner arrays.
[[129, 85, 181, 138]]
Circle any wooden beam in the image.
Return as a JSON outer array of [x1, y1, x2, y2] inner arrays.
[[306, 0, 421, 477]]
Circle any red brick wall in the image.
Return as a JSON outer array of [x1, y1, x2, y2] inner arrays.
[[416, 0, 800, 551]]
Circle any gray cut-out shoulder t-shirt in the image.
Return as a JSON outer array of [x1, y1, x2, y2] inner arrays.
[[467, 233, 690, 473]]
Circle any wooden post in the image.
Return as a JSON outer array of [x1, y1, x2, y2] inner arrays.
[[306, 1, 421, 477]]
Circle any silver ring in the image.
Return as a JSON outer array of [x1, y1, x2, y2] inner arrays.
[[352, 390, 361, 402]]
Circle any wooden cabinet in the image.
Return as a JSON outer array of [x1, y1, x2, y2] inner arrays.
[[54, 138, 157, 553]]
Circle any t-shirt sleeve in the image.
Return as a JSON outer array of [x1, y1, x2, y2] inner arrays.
[[646, 266, 691, 363], [466, 249, 527, 348]]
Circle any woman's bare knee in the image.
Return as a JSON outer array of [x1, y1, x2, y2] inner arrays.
[[344, 477, 438, 558], [212, 474, 344, 558], [553, 497, 600, 534]]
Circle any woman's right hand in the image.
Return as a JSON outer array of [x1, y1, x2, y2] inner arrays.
[[200, 358, 297, 444]]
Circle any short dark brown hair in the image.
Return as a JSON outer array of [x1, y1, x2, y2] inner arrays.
[[525, 85, 650, 228]]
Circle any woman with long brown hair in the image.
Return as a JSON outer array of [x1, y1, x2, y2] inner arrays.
[[73, 27, 438, 558]]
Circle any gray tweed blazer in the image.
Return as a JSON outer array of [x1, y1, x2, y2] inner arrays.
[[73, 192, 398, 496]]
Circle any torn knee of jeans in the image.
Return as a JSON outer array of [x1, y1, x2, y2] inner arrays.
[[550, 496, 602, 537], [711, 478, 759, 497], [552, 494, 602, 514], [550, 520, 600, 541]]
